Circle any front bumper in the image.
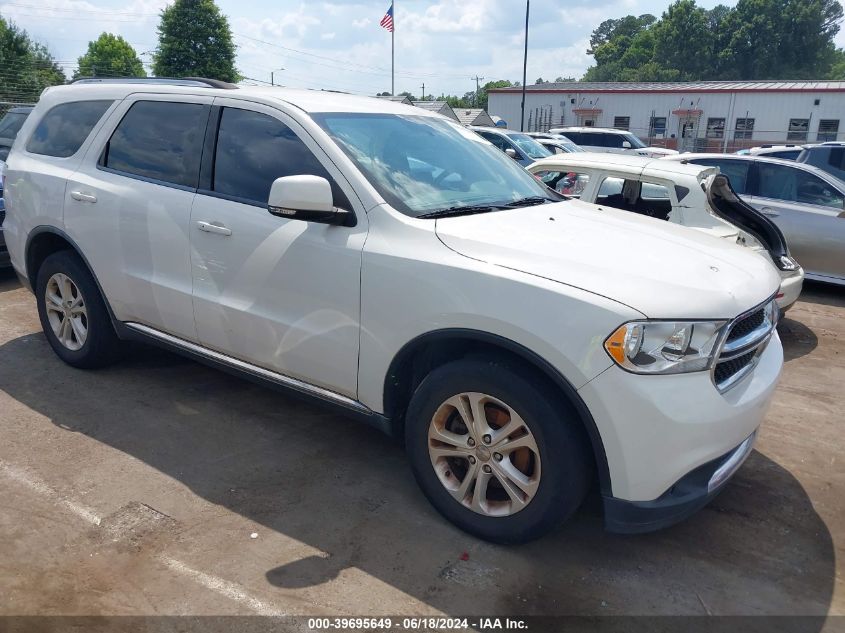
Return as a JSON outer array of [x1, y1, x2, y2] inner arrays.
[[578, 331, 782, 528], [603, 431, 756, 533]]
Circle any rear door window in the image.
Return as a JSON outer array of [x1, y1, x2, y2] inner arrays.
[[102, 101, 208, 188], [211, 107, 350, 208], [26, 100, 113, 158]]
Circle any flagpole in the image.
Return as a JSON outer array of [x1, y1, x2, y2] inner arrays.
[[391, 1, 395, 95]]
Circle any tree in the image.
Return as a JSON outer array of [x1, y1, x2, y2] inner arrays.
[[582, 0, 844, 81], [153, 0, 237, 82], [75, 33, 145, 79], [0, 17, 64, 102], [554, 76, 576, 82], [652, 0, 711, 80]]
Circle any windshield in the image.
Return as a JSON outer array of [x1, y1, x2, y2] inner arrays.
[[313, 113, 557, 217], [622, 133, 648, 149], [0, 112, 28, 139], [505, 133, 552, 159]]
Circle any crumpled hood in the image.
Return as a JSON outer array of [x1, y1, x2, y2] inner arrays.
[[435, 200, 780, 319]]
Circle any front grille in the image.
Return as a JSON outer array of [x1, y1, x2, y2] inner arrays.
[[726, 308, 765, 343], [714, 350, 756, 385], [713, 299, 776, 392]]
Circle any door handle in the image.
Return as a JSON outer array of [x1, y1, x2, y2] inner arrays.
[[196, 220, 232, 236], [70, 191, 97, 203], [760, 207, 779, 217]]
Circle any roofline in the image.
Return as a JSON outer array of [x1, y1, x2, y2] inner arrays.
[[489, 84, 845, 95]]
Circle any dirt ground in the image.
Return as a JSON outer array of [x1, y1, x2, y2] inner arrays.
[[0, 266, 842, 624]]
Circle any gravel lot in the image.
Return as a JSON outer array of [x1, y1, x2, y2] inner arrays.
[[0, 267, 842, 622]]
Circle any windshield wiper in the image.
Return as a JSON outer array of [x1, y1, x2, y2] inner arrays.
[[502, 196, 553, 208], [417, 204, 504, 219]]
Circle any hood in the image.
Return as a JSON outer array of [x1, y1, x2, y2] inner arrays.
[[435, 200, 780, 319]]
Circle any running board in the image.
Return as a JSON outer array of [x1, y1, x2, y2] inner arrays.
[[123, 322, 374, 416]]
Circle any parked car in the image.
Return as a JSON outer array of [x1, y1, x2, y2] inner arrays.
[[470, 126, 552, 166], [527, 154, 803, 312], [0, 105, 34, 137], [736, 145, 807, 161], [796, 142, 845, 182], [5, 79, 783, 542], [527, 132, 584, 154], [0, 161, 7, 267], [548, 127, 678, 158], [663, 154, 845, 285]]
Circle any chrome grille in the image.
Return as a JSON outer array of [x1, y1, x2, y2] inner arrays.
[[713, 298, 777, 392]]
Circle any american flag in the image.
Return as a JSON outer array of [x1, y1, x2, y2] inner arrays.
[[380, 2, 394, 32]]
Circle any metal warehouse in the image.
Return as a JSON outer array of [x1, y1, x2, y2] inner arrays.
[[488, 81, 845, 152]]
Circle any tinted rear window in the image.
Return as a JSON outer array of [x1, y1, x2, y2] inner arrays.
[[103, 101, 208, 188], [26, 100, 112, 158]]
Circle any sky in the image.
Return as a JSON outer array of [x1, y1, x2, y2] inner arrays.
[[3, 0, 845, 97]]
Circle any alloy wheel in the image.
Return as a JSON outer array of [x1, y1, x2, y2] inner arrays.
[[44, 272, 88, 351], [427, 392, 541, 517]]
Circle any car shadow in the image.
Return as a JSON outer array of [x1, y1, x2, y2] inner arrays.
[[0, 332, 835, 618], [778, 317, 818, 362], [0, 266, 21, 293]]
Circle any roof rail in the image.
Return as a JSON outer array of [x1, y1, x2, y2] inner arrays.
[[71, 77, 238, 90]]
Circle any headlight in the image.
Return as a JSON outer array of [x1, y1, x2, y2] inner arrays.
[[778, 255, 799, 271], [604, 320, 728, 374]]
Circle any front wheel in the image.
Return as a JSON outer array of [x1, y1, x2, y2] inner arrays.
[[405, 358, 590, 543]]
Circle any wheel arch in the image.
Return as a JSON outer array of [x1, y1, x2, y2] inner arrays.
[[383, 328, 612, 496], [25, 226, 119, 324]]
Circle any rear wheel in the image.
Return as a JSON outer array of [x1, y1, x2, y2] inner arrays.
[[405, 357, 590, 543], [36, 251, 122, 368]]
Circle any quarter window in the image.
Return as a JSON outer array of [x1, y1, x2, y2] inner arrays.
[[26, 100, 113, 158], [102, 101, 207, 188], [787, 118, 809, 142], [212, 107, 350, 208]]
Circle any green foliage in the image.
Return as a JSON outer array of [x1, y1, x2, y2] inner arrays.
[[583, 0, 845, 81], [152, 0, 237, 82], [830, 48, 845, 78], [75, 33, 145, 79], [0, 16, 64, 102]]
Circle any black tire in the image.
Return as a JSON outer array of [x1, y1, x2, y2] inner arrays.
[[405, 357, 591, 544], [35, 250, 122, 368]]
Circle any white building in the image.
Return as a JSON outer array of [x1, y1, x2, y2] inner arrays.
[[488, 81, 845, 152]]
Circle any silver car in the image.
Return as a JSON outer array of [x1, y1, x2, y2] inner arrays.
[[663, 154, 845, 285]]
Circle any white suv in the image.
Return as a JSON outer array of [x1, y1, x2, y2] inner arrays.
[[4, 79, 783, 542], [549, 127, 678, 158]]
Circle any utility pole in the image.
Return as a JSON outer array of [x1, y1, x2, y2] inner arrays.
[[520, 0, 530, 131], [472, 75, 485, 108], [271, 67, 284, 86], [421, 83, 425, 100]]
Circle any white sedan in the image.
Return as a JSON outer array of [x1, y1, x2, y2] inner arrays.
[[528, 153, 804, 312]]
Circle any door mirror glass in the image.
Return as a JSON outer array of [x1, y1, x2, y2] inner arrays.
[[621, 140, 632, 149], [268, 175, 349, 224], [505, 148, 519, 159]]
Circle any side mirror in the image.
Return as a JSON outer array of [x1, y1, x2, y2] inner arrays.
[[267, 175, 349, 225], [505, 148, 519, 159], [622, 140, 632, 149]]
